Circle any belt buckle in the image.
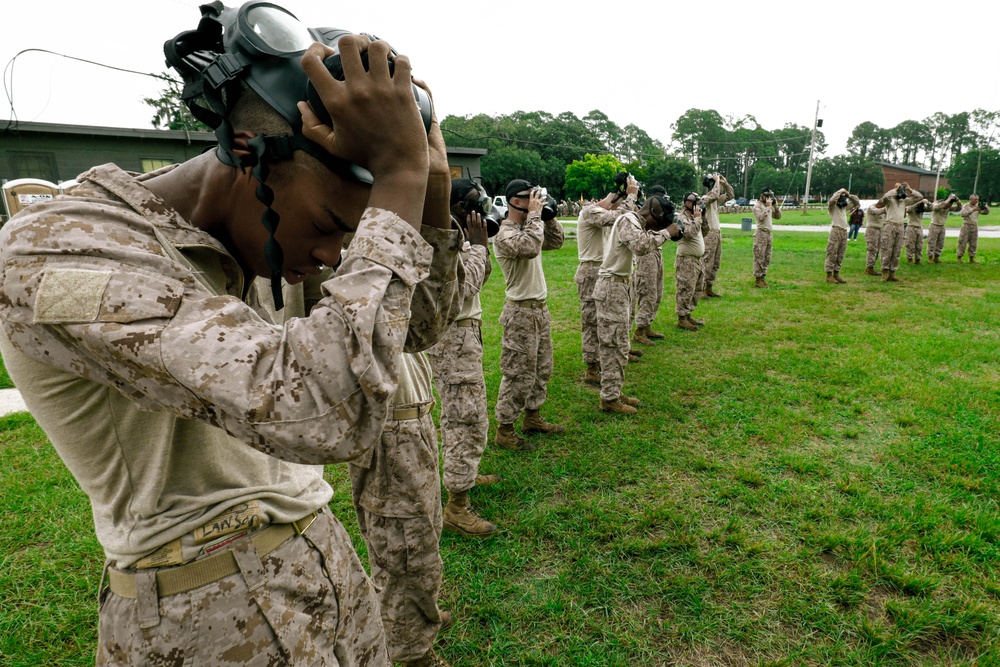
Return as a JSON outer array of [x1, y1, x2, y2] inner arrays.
[[294, 512, 318, 536]]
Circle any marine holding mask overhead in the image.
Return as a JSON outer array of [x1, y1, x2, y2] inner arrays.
[[0, 2, 464, 665]]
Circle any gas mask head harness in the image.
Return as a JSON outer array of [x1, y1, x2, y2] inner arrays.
[[164, 1, 432, 309]]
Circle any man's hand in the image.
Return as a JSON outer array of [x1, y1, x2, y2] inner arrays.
[[465, 211, 489, 247], [299, 39, 428, 226], [626, 175, 639, 196], [528, 188, 545, 214], [414, 78, 450, 229]]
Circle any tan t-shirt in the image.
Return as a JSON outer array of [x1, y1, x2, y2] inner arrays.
[[577, 195, 636, 263], [494, 211, 565, 301]]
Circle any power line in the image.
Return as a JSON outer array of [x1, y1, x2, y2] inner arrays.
[[3, 49, 177, 130]]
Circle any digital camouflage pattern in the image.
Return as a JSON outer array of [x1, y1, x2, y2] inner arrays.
[[700, 176, 734, 286], [674, 255, 705, 317], [495, 301, 554, 425], [575, 262, 602, 364], [633, 250, 664, 328], [0, 163, 451, 664], [702, 228, 722, 287], [427, 236, 492, 494], [97, 510, 387, 666], [957, 202, 990, 259], [825, 226, 848, 273], [350, 407, 444, 663], [928, 198, 961, 260], [752, 199, 780, 278], [904, 200, 927, 262], [880, 223, 905, 272], [865, 205, 886, 271], [594, 278, 632, 401]]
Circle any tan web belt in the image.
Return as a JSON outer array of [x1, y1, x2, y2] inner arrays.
[[391, 401, 434, 421], [107, 512, 318, 599], [507, 298, 546, 309], [605, 274, 631, 284], [454, 318, 481, 328]]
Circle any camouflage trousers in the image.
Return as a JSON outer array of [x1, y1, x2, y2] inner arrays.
[[824, 226, 847, 273], [927, 224, 946, 259], [97, 508, 388, 666], [880, 223, 905, 272], [957, 223, 978, 259], [495, 301, 553, 425], [753, 229, 772, 278], [594, 277, 632, 402], [426, 323, 489, 494], [702, 228, 722, 287], [865, 226, 882, 270], [674, 254, 705, 317], [574, 262, 601, 365], [904, 223, 924, 262], [633, 251, 664, 328], [350, 414, 443, 663]]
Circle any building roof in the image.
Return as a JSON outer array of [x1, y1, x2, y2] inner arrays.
[[874, 161, 939, 176]]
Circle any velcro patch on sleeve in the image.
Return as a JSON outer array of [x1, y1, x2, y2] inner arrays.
[[34, 269, 112, 324]]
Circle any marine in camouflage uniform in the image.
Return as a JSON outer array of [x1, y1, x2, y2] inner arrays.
[[864, 203, 886, 275], [927, 195, 961, 262], [751, 192, 781, 287], [576, 189, 637, 383], [904, 198, 930, 263], [632, 184, 669, 344], [957, 196, 990, 262], [595, 199, 669, 414], [700, 173, 735, 297], [879, 183, 923, 280], [493, 181, 566, 451], [675, 193, 708, 330], [824, 188, 859, 283], [0, 163, 456, 666], [426, 193, 499, 539]]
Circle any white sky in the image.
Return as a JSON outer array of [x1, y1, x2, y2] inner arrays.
[[2, 0, 998, 158]]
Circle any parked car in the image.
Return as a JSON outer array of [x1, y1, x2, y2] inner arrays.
[[735, 198, 750, 206], [781, 199, 798, 207], [749, 199, 758, 207], [724, 199, 737, 207], [492, 195, 508, 218]]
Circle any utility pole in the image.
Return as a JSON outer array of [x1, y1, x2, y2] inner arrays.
[[802, 100, 820, 215]]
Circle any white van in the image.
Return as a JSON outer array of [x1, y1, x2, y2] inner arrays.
[[492, 195, 508, 218]]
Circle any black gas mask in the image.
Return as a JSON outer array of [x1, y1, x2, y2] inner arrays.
[[702, 174, 716, 190], [896, 186, 907, 200], [165, 1, 433, 309], [836, 196, 849, 208]]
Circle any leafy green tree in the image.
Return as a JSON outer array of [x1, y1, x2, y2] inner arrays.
[[890, 120, 933, 167], [564, 153, 625, 200], [143, 74, 209, 131], [948, 149, 1000, 202], [640, 156, 698, 198], [480, 146, 549, 198]]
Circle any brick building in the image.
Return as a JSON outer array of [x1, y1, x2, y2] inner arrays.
[[875, 162, 950, 196]]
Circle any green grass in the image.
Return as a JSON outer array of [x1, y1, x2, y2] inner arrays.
[[3, 231, 1000, 666]]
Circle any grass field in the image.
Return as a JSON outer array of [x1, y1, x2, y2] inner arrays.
[[2, 230, 1000, 666]]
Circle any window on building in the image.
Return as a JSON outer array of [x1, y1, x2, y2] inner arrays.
[[449, 166, 463, 179], [141, 158, 175, 173], [9, 152, 57, 182]]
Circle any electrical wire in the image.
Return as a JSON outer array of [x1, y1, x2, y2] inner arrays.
[[3, 49, 178, 131]]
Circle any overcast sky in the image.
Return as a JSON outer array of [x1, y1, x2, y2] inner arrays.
[[2, 0, 998, 159]]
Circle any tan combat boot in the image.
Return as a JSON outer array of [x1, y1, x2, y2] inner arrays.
[[956, 256, 963, 262], [914, 258, 921, 264], [600, 398, 637, 415], [633, 326, 654, 346], [687, 314, 704, 327], [881, 269, 890, 281], [475, 474, 502, 487], [704, 284, 722, 297], [627, 351, 640, 364], [907, 257, 913, 264], [754, 276, 767, 288], [495, 423, 535, 452], [834, 272, 847, 284], [619, 394, 641, 407], [677, 315, 698, 331], [522, 409, 566, 434], [646, 326, 666, 340], [864, 266, 877, 275], [583, 362, 601, 387], [826, 272, 837, 284], [629, 348, 644, 357], [402, 649, 451, 667], [887, 271, 899, 282], [970, 257, 977, 264], [443, 490, 497, 538]]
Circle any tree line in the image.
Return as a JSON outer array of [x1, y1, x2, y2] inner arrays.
[[141, 82, 998, 203]]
